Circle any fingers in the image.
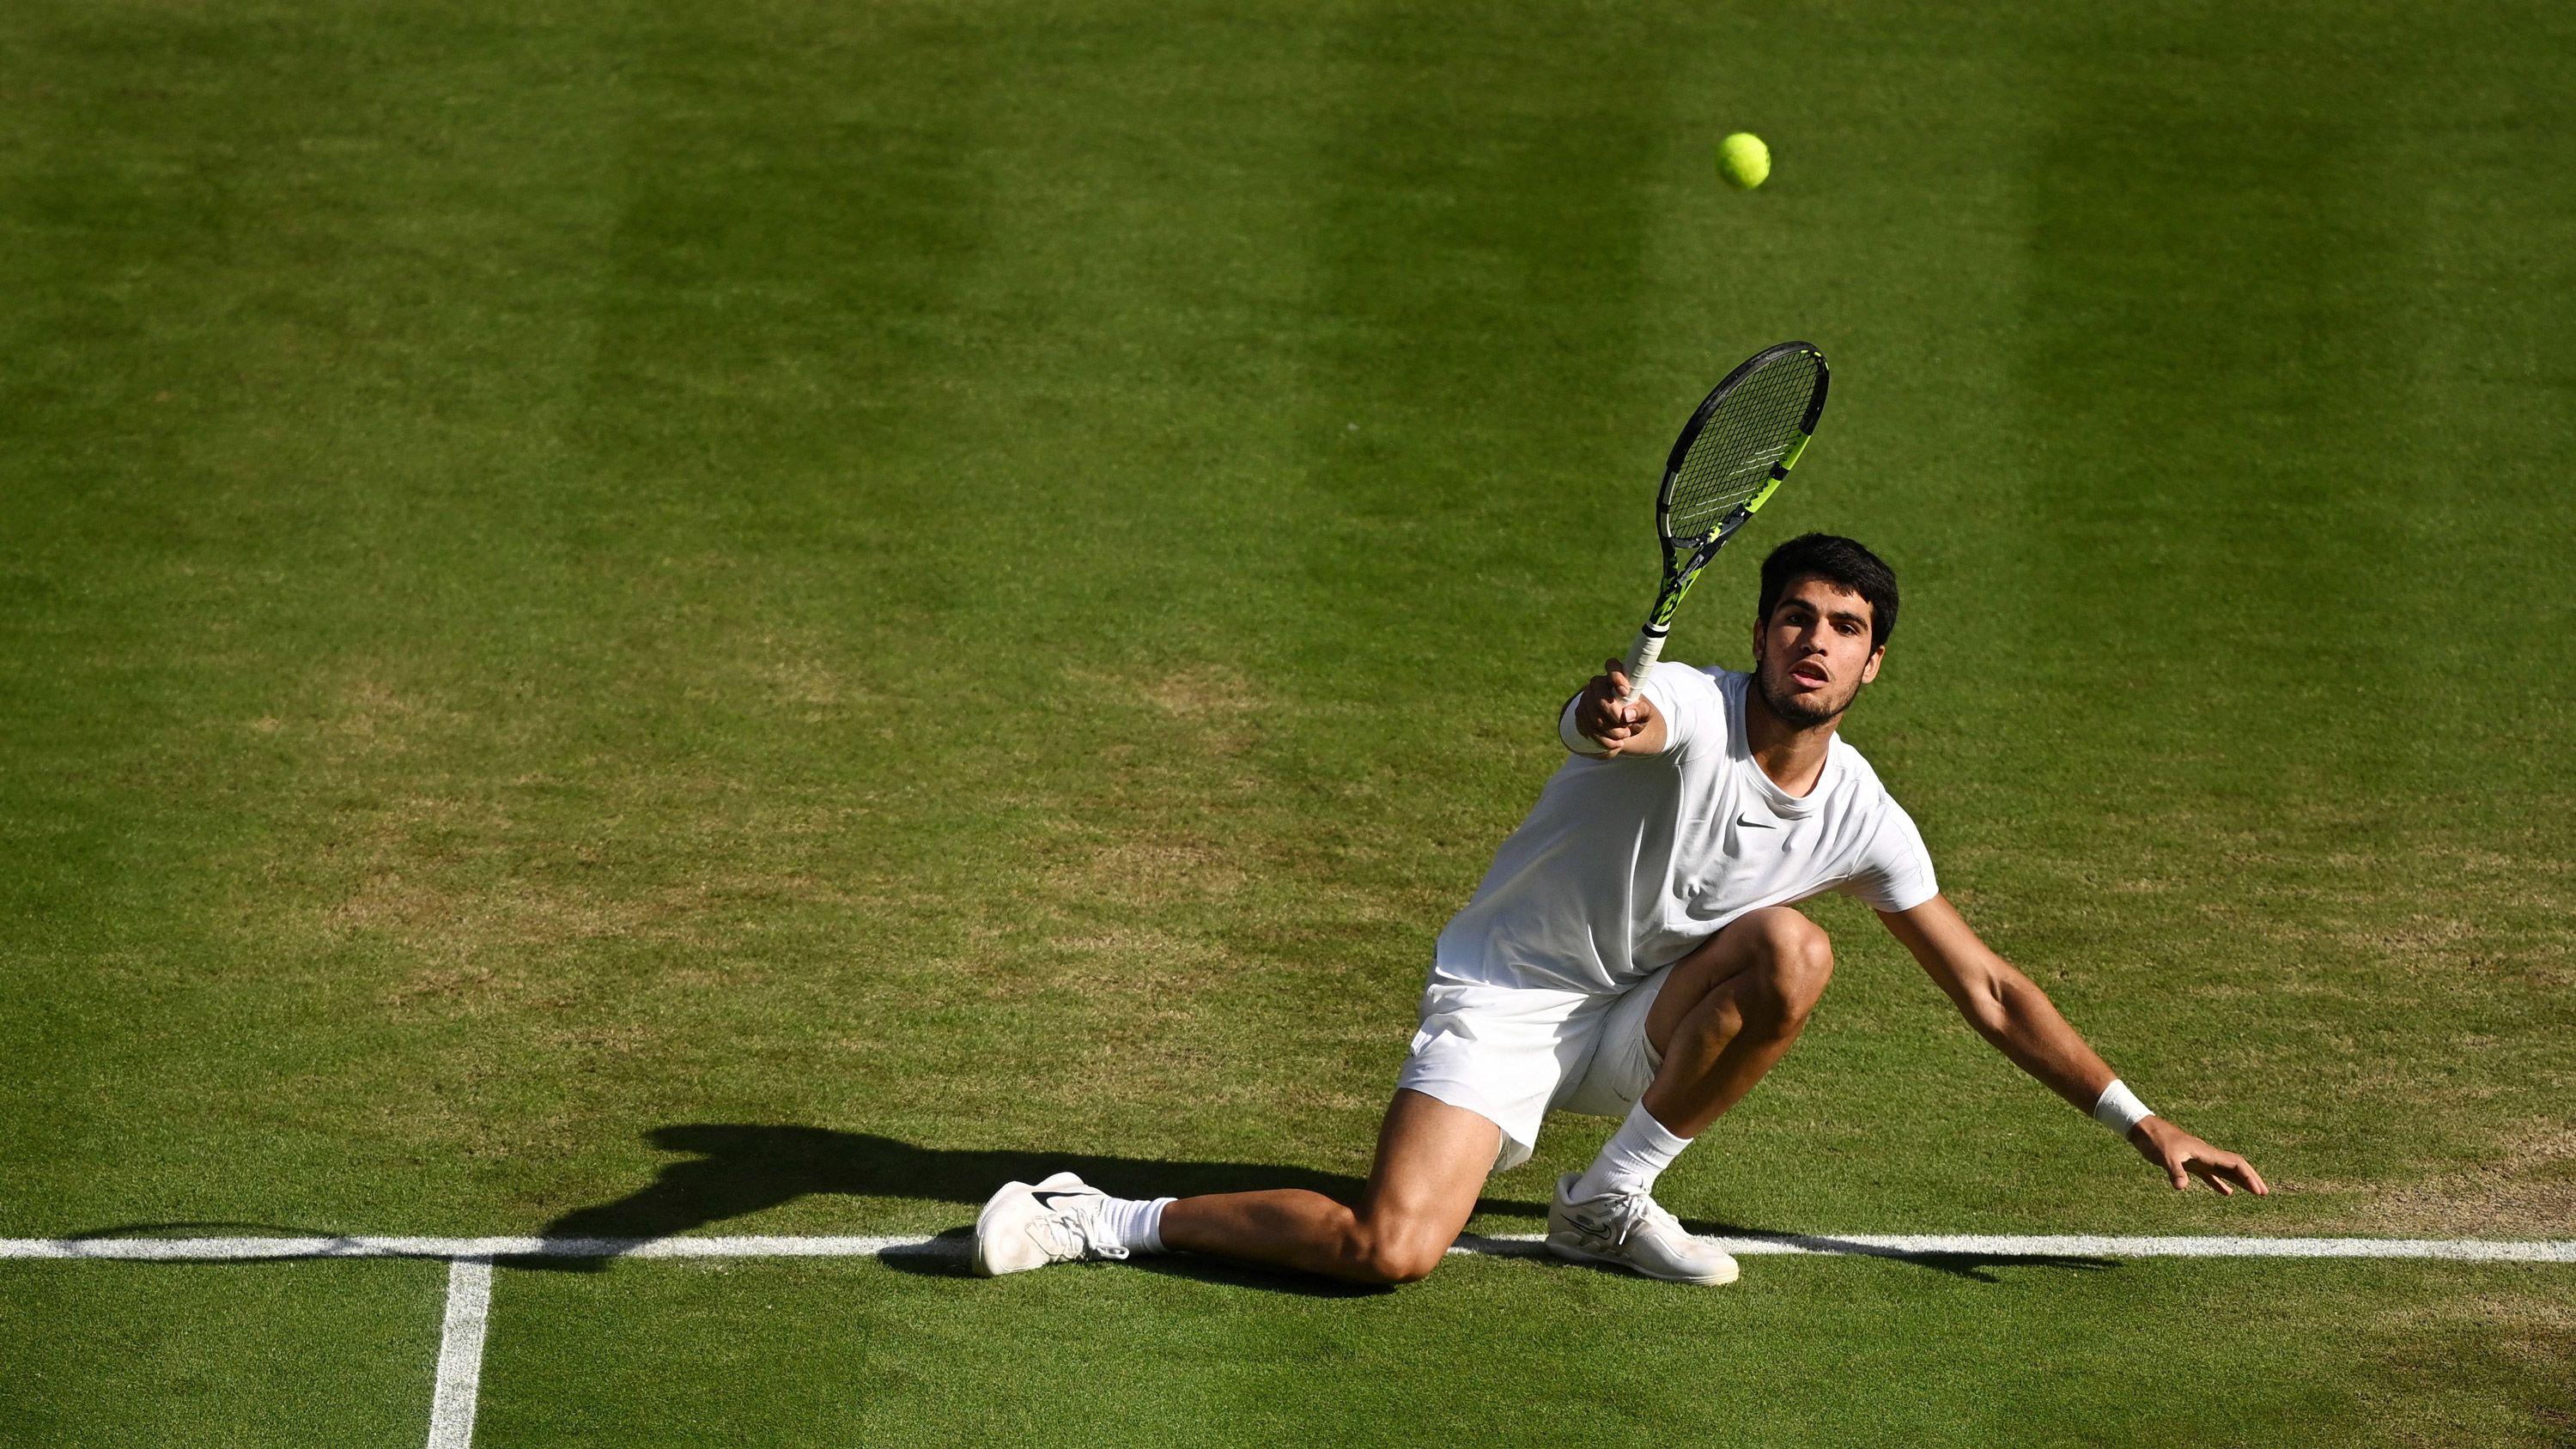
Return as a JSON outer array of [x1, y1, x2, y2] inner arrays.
[[2200, 1153, 2269, 1197], [2166, 1143, 2269, 1197], [1579, 658, 1646, 749], [1601, 661, 1642, 724]]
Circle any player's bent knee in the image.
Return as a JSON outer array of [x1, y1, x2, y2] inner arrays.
[[1747, 913, 1834, 1025], [1353, 1235, 1445, 1284], [1348, 1217, 1452, 1284], [1779, 930, 1835, 1014], [1374, 1246, 1446, 1284]]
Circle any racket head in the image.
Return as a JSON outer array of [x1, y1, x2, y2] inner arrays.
[[1656, 341, 1830, 550]]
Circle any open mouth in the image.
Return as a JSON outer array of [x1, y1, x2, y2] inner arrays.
[[1789, 662, 1830, 688]]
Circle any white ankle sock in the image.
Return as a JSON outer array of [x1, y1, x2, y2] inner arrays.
[[1098, 1194, 1175, 1254], [1571, 1100, 1693, 1200]]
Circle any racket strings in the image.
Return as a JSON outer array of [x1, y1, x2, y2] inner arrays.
[[1665, 355, 1822, 542]]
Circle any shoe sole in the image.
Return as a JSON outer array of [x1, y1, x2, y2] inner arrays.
[[1545, 1235, 1740, 1286]]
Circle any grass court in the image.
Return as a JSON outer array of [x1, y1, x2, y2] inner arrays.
[[3, 0, 2571, 1442]]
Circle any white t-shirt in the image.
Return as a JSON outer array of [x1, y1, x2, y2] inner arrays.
[[1433, 664, 1939, 994]]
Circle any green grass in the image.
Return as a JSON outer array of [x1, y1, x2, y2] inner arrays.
[[477, 1258, 2573, 1447], [0, 1260, 448, 1446], [3, 0, 2572, 1442]]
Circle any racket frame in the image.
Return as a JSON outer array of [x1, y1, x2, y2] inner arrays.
[[1621, 341, 1830, 700]]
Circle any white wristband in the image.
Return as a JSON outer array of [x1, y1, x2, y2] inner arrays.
[[1559, 694, 1607, 756], [2092, 1079, 2154, 1137]]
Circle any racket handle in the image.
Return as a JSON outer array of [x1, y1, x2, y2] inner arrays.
[[1620, 627, 1667, 702]]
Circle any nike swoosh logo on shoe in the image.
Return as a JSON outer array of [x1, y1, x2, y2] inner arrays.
[[1030, 1190, 1085, 1210]]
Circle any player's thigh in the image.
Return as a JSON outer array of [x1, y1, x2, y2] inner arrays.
[[1357, 1088, 1500, 1253], [1643, 906, 1831, 1054]]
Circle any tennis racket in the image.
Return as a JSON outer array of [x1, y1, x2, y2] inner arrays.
[[1619, 341, 1831, 700]]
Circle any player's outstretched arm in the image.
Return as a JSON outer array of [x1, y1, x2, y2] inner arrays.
[[1564, 658, 1669, 756], [1877, 896, 2268, 1197]]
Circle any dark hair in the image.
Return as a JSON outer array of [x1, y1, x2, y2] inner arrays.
[[1756, 534, 1899, 651]]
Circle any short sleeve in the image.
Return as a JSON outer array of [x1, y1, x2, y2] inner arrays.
[[1844, 797, 1940, 912], [1639, 664, 1725, 757]]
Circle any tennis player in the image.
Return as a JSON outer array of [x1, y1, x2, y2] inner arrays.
[[975, 534, 2267, 1286]]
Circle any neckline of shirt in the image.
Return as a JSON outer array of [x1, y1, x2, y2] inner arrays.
[[1724, 669, 1838, 819]]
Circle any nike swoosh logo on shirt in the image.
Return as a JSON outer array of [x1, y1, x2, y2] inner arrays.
[[1735, 814, 1776, 829]]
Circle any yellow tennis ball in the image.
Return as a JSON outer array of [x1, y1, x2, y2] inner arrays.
[[1717, 132, 1771, 191]]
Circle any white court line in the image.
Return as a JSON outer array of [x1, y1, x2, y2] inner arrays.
[[426, 1258, 491, 1449], [3, 1233, 2571, 1263], [1466, 1233, 2576, 1263]]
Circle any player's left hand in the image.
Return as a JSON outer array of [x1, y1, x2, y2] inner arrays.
[[2130, 1118, 2268, 1196]]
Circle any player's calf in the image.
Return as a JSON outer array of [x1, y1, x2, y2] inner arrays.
[[977, 1092, 1496, 1286], [975, 1179, 1459, 1284], [1545, 911, 1838, 1286]]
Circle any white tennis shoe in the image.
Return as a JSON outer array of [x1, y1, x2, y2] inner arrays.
[[972, 1171, 1127, 1276], [1546, 1173, 1740, 1285]]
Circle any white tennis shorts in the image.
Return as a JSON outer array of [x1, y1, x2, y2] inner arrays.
[[1392, 964, 1674, 1173]]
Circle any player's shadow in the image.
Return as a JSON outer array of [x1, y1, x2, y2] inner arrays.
[[53, 1142, 2115, 1291], [520, 1125, 2114, 1289], [1666, 1219, 2119, 1283], [516, 1124, 1551, 1292]]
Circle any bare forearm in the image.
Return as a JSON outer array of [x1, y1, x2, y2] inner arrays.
[[1887, 903, 2120, 1112], [1966, 978, 2117, 1115], [1884, 897, 2268, 1195]]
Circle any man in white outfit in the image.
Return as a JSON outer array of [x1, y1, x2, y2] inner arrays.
[[975, 535, 2267, 1286]]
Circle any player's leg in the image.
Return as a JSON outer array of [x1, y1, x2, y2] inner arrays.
[[1576, 905, 1833, 1193], [1637, 905, 1834, 1134], [1546, 906, 1832, 1284], [973, 1088, 1498, 1285], [1158, 1088, 1498, 1284]]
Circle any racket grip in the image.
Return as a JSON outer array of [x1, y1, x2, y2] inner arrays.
[[1619, 627, 1667, 702]]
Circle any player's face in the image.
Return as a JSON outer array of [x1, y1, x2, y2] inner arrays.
[[1751, 576, 1883, 730]]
